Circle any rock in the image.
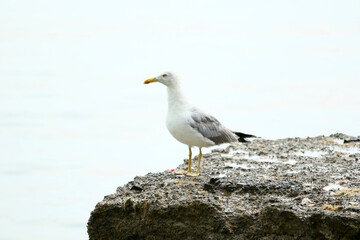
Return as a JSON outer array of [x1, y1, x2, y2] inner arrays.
[[88, 135, 360, 240], [301, 197, 312, 205]]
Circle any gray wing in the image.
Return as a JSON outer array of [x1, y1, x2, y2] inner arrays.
[[188, 107, 238, 145]]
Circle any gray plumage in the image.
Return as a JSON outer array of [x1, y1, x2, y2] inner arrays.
[[188, 107, 239, 145]]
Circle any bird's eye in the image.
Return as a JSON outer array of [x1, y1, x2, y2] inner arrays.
[[162, 74, 168, 77]]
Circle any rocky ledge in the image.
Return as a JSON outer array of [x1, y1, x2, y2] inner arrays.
[[88, 134, 360, 240]]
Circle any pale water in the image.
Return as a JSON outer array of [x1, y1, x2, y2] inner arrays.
[[1, 1, 359, 239]]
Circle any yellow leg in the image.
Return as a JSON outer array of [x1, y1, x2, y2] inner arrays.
[[175, 146, 192, 175], [186, 148, 202, 177], [187, 147, 192, 172]]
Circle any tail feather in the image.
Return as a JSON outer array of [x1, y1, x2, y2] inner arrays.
[[233, 132, 257, 142]]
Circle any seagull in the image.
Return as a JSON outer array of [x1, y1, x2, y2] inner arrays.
[[144, 72, 256, 177]]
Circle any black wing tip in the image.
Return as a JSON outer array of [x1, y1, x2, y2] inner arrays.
[[234, 132, 258, 142]]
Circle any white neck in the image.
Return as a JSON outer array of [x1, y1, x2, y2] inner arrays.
[[167, 84, 188, 112]]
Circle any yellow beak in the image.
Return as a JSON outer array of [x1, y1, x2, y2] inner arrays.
[[144, 78, 158, 84]]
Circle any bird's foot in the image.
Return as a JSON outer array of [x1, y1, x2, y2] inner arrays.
[[174, 170, 191, 175], [185, 172, 200, 177]]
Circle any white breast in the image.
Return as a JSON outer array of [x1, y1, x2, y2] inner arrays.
[[165, 81, 214, 148], [166, 109, 214, 148]]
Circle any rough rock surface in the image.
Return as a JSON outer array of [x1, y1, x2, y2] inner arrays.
[[88, 134, 360, 240]]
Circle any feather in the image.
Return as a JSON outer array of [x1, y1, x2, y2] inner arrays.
[[188, 108, 238, 145]]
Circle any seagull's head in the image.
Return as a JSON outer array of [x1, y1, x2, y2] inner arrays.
[[144, 72, 179, 87]]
